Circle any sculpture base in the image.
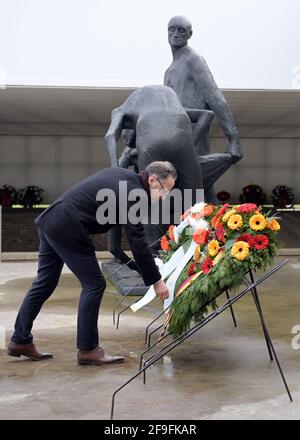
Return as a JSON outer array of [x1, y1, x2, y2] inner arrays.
[[101, 259, 148, 296]]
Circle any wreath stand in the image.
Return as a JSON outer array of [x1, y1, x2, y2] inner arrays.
[[108, 258, 293, 419]]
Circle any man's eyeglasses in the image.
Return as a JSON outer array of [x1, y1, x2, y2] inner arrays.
[[157, 178, 170, 196]]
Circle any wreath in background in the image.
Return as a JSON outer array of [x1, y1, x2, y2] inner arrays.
[[271, 185, 294, 208], [159, 203, 281, 337], [239, 184, 266, 205], [216, 191, 231, 203], [0, 185, 17, 207], [16, 185, 44, 207]]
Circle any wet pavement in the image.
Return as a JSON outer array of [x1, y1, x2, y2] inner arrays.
[[0, 258, 300, 420]]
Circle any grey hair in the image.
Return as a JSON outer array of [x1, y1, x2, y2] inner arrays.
[[145, 161, 177, 181]]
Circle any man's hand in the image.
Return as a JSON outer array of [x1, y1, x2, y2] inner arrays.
[[153, 279, 169, 300], [226, 140, 243, 164]]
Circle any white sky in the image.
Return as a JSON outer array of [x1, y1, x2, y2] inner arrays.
[[0, 0, 299, 89]]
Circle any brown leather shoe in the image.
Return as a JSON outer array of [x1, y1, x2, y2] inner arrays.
[[78, 346, 125, 366], [8, 341, 53, 361]]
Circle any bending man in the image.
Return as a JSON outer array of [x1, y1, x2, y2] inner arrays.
[[8, 162, 175, 366]]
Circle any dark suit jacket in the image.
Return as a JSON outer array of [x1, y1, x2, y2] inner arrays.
[[35, 167, 161, 286]]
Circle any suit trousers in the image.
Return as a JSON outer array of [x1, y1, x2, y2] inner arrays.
[[11, 226, 106, 351]]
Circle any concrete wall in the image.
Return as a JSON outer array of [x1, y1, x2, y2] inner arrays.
[[0, 135, 110, 202], [211, 137, 300, 202], [0, 134, 299, 203]]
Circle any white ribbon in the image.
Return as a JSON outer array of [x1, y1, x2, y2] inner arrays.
[[131, 240, 196, 312], [130, 244, 185, 312], [173, 219, 189, 243], [163, 240, 197, 310], [131, 201, 208, 313]]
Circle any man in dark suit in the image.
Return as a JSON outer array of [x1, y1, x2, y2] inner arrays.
[[8, 161, 176, 366]]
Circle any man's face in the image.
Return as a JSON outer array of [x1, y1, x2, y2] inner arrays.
[[168, 17, 192, 49], [148, 175, 176, 203]]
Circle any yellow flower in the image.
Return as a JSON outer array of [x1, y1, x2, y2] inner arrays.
[[208, 239, 220, 257], [227, 214, 243, 230], [194, 245, 201, 263], [222, 209, 236, 223], [249, 213, 267, 231], [231, 241, 249, 261], [267, 218, 280, 231]]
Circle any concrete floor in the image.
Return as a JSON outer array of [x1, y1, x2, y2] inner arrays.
[[0, 258, 300, 420]]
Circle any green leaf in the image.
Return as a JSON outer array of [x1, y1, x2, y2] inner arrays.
[[230, 231, 242, 239], [181, 225, 193, 242], [183, 237, 192, 253], [225, 238, 236, 250], [265, 209, 273, 217]]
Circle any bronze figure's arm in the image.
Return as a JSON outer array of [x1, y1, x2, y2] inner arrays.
[[192, 56, 243, 163], [105, 108, 125, 167]]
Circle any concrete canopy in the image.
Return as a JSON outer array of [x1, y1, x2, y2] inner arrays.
[[0, 86, 300, 138]]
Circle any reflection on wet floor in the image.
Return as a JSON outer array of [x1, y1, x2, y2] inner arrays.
[[276, 212, 300, 248], [0, 258, 300, 419]]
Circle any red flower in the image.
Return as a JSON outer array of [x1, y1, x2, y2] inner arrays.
[[252, 234, 269, 250], [192, 228, 210, 245], [188, 262, 197, 277], [217, 203, 230, 217], [161, 236, 170, 251], [201, 256, 214, 274], [216, 224, 225, 242], [236, 233, 255, 247], [237, 203, 257, 214]]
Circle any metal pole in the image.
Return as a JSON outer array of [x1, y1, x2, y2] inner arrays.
[[112, 277, 144, 326], [144, 305, 171, 345], [249, 269, 273, 361], [225, 289, 237, 327], [143, 262, 288, 376], [110, 260, 291, 419], [110, 236, 162, 325]]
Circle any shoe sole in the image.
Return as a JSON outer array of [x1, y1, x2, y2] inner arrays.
[[7, 351, 21, 358], [8, 350, 53, 361]]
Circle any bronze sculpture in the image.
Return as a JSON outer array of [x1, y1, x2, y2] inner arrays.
[[164, 15, 243, 202], [104, 16, 243, 275]]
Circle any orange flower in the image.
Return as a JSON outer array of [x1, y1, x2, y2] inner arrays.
[[168, 225, 175, 241], [192, 228, 210, 245], [194, 245, 201, 263], [211, 215, 221, 228], [267, 218, 280, 231], [203, 205, 214, 217], [161, 236, 170, 251]]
